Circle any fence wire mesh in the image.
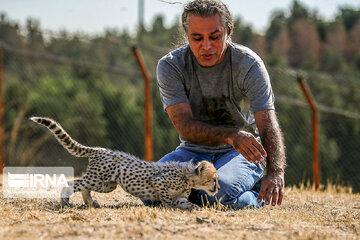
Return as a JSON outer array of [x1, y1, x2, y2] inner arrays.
[[2, 41, 359, 192]]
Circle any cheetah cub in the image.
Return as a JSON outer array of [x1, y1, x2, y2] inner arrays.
[[30, 117, 219, 211]]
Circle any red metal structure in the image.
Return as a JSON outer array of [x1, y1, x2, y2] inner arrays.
[[132, 46, 153, 162], [0, 45, 3, 174], [298, 76, 320, 190]]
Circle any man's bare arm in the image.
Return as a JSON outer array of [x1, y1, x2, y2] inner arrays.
[[254, 109, 286, 206], [166, 102, 267, 163]]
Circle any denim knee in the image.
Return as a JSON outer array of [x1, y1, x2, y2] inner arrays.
[[221, 190, 264, 210], [194, 149, 264, 209]]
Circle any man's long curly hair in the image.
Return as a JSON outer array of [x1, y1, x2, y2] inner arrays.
[[181, 0, 234, 37]]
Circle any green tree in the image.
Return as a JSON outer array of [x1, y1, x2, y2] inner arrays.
[[288, 0, 310, 24], [232, 17, 254, 46], [335, 7, 360, 31], [26, 18, 45, 51]]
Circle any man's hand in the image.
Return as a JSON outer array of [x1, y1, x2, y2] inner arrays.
[[227, 130, 267, 164], [166, 103, 269, 166], [166, 103, 268, 154], [257, 170, 285, 206], [254, 109, 286, 207]]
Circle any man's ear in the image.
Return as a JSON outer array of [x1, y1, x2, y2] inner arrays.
[[195, 161, 207, 176], [227, 27, 231, 39]]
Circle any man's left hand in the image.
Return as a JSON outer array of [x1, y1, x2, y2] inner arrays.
[[257, 170, 285, 206]]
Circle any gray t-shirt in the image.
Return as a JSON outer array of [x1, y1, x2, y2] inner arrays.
[[156, 42, 275, 153]]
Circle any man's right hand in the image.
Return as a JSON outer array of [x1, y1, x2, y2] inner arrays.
[[166, 102, 267, 164], [226, 130, 267, 164]]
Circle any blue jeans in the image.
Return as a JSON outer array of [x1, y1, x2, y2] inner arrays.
[[145, 148, 264, 210]]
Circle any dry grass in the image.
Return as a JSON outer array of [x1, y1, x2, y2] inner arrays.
[[1, 179, 359, 240]]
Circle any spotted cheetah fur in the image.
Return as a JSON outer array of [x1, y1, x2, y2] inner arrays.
[[30, 117, 220, 211]]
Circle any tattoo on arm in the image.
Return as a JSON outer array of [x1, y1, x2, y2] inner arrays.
[[167, 103, 235, 146], [174, 115, 234, 146]]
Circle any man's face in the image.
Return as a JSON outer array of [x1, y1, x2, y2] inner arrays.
[[187, 13, 228, 67]]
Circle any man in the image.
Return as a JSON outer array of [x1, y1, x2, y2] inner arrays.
[[156, 0, 286, 209]]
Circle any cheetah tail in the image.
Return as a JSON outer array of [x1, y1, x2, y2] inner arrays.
[[30, 116, 106, 158]]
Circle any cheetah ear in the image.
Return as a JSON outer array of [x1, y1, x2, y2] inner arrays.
[[195, 161, 207, 176]]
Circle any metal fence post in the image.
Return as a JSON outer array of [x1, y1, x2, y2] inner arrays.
[[298, 75, 320, 190], [132, 46, 153, 162], [0, 45, 3, 173]]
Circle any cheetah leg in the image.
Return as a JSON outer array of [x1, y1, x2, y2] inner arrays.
[[60, 177, 99, 208], [60, 180, 77, 207], [155, 192, 201, 211], [80, 181, 117, 208], [100, 181, 118, 193], [149, 175, 198, 211], [81, 190, 100, 208], [172, 198, 201, 211], [149, 176, 176, 209]]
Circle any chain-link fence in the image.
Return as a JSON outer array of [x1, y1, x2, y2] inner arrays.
[[271, 67, 360, 191], [2, 41, 360, 192]]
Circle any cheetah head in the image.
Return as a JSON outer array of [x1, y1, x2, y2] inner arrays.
[[193, 161, 220, 196]]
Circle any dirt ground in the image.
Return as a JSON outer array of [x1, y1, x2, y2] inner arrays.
[[1, 181, 359, 240]]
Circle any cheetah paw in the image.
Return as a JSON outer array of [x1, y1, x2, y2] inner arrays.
[[61, 198, 74, 208]]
